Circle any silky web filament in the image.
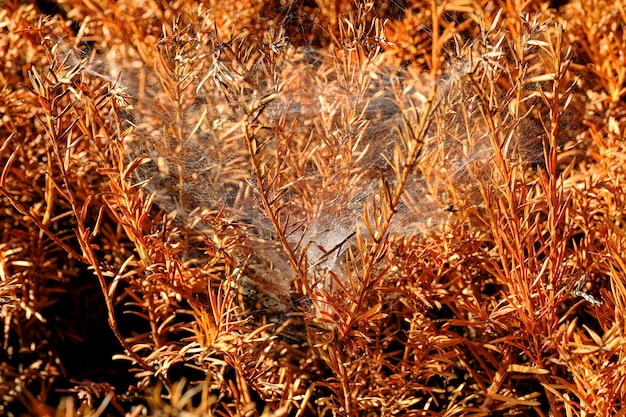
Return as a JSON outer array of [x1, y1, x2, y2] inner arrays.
[[50, 6, 577, 330]]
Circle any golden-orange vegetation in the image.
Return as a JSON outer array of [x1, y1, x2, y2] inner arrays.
[[1, 0, 625, 415]]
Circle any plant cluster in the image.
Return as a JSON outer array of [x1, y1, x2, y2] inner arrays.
[[0, 0, 625, 415]]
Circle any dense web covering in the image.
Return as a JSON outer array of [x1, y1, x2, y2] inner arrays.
[[50, 5, 568, 329]]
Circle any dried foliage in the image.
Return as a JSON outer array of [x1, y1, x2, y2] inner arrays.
[[1, 0, 625, 415]]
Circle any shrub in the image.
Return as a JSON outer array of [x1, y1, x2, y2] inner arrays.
[[1, 0, 625, 415]]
